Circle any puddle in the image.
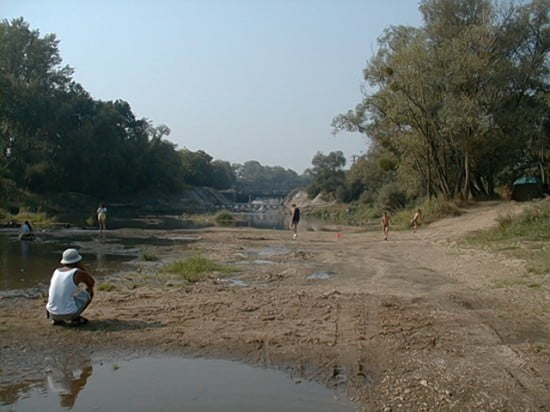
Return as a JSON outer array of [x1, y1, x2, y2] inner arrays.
[[252, 259, 274, 265], [221, 278, 248, 287], [307, 271, 337, 280], [257, 247, 290, 257], [2, 356, 353, 411]]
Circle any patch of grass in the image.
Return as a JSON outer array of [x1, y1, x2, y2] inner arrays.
[[0, 208, 57, 227], [214, 210, 234, 223], [308, 197, 462, 230], [473, 200, 550, 242], [465, 200, 550, 275], [97, 283, 117, 292], [388, 198, 462, 229], [142, 252, 159, 261], [493, 277, 542, 290], [161, 255, 236, 283], [308, 203, 380, 226]]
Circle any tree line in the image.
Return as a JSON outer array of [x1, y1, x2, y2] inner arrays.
[[308, 0, 549, 210], [0, 18, 309, 202]]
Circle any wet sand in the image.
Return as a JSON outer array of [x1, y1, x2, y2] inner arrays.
[[1, 202, 549, 410]]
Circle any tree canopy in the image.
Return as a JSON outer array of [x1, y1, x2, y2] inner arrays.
[[332, 0, 550, 203], [0, 18, 307, 202]]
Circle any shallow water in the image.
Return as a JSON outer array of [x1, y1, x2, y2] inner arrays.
[[0, 230, 137, 292], [307, 271, 337, 280], [2, 356, 353, 411], [0, 212, 323, 293]]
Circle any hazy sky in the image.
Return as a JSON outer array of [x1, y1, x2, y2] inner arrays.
[[2, 0, 423, 173]]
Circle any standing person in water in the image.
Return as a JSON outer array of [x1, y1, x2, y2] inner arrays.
[[19, 220, 34, 240], [46, 248, 95, 326], [96, 203, 107, 231], [381, 211, 390, 240], [290, 204, 300, 240]]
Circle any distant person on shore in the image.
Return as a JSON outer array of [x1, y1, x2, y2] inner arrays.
[[96, 203, 107, 231], [411, 209, 422, 231], [46, 248, 95, 326], [290, 204, 300, 240], [381, 211, 390, 240], [19, 220, 34, 240]]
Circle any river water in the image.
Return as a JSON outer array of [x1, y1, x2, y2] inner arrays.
[[0, 212, 324, 293]]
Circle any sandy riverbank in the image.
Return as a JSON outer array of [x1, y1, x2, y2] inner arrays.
[[1, 201, 548, 410]]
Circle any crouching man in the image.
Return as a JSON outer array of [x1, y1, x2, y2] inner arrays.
[[46, 248, 95, 326]]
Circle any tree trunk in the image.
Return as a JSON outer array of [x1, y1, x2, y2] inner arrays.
[[427, 146, 432, 199], [462, 150, 470, 200]]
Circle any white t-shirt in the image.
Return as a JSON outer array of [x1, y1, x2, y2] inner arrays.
[[46, 268, 79, 315]]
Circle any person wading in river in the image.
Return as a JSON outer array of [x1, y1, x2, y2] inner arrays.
[[46, 248, 95, 326]]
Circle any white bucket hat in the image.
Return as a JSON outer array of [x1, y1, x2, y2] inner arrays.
[[60, 248, 82, 265]]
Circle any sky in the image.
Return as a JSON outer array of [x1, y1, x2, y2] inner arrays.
[[2, 0, 423, 173]]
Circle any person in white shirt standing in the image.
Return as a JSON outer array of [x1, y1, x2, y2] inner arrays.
[[96, 203, 107, 231], [46, 248, 95, 326]]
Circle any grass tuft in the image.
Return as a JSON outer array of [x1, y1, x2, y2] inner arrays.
[[97, 283, 116, 292], [142, 252, 159, 261], [465, 200, 550, 275], [161, 255, 235, 283], [214, 210, 234, 224], [0, 209, 56, 226]]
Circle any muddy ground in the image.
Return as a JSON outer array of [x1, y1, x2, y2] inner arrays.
[[1, 201, 549, 410]]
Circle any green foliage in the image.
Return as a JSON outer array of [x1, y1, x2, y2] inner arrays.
[[332, 0, 550, 201], [377, 183, 407, 211], [0, 18, 303, 204], [141, 252, 159, 262], [161, 255, 235, 283], [214, 210, 234, 223], [97, 283, 116, 292], [465, 200, 550, 274], [0, 208, 56, 226], [234, 161, 310, 198], [306, 151, 346, 199], [309, 203, 382, 226], [472, 200, 550, 242]]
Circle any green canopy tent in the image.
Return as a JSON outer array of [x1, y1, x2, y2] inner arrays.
[[511, 176, 543, 201]]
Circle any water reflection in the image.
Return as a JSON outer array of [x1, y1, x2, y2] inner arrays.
[[0, 231, 134, 291], [46, 356, 93, 409], [4, 356, 353, 411]]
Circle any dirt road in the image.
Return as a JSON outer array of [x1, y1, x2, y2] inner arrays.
[[1, 201, 549, 410]]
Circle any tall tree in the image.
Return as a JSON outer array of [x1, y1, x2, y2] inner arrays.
[[333, 0, 550, 200]]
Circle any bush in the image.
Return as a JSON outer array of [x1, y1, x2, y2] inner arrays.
[[214, 210, 234, 223], [377, 183, 407, 211], [417, 197, 462, 221]]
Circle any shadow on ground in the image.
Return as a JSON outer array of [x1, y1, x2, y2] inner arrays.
[[63, 318, 165, 332]]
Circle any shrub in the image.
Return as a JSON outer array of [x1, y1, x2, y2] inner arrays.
[[214, 210, 234, 223]]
